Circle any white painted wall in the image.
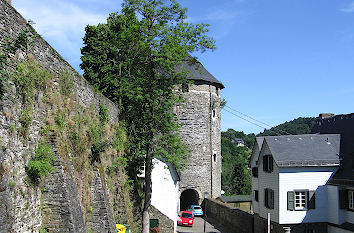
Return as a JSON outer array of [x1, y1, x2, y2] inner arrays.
[[278, 167, 337, 224], [327, 184, 354, 229], [151, 158, 179, 232], [257, 141, 279, 222], [327, 185, 343, 225]]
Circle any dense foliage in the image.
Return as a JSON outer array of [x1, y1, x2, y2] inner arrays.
[[221, 129, 252, 195], [80, 0, 215, 231], [258, 117, 316, 136], [27, 142, 55, 183], [221, 117, 317, 196]]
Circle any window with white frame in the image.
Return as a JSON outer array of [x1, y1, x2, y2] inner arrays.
[[288, 190, 315, 211], [349, 190, 354, 210], [295, 191, 307, 210]]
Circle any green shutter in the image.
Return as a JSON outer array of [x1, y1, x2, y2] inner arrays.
[[287, 191, 294, 211], [150, 219, 159, 228], [265, 189, 268, 208], [270, 189, 274, 209], [339, 189, 348, 210], [308, 191, 316, 209], [269, 155, 273, 172]]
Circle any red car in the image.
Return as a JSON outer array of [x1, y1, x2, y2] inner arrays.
[[178, 211, 194, 227]]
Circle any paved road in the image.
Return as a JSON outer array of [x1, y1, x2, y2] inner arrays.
[[177, 217, 221, 233]]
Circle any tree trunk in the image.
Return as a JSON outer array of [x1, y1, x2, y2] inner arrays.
[[142, 146, 152, 233]]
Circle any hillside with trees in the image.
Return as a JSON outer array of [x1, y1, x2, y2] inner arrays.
[[258, 117, 316, 136], [221, 117, 317, 195]]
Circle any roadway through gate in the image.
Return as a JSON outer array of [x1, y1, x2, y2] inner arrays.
[[177, 217, 235, 233]]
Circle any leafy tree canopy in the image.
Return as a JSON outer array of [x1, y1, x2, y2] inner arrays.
[[80, 0, 215, 231]]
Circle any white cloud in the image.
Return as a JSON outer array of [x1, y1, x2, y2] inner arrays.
[[12, 0, 119, 70], [15, 1, 107, 41], [206, 9, 239, 21], [340, 2, 354, 12]]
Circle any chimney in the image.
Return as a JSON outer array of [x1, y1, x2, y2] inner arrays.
[[319, 113, 334, 119]]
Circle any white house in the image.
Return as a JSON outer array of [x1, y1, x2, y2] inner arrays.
[[150, 158, 180, 233], [251, 134, 341, 233]]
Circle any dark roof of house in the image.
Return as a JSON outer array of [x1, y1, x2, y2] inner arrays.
[[263, 134, 341, 167], [255, 137, 264, 150], [181, 54, 224, 89], [248, 137, 264, 168], [233, 138, 244, 143], [219, 195, 252, 203]]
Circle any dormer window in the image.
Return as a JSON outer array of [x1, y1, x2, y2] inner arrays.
[[263, 154, 273, 173]]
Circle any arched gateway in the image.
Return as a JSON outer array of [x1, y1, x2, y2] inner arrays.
[[180, 189, 200, 211]]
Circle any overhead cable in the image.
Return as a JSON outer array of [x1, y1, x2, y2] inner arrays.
[[223, 105, 292, 136]]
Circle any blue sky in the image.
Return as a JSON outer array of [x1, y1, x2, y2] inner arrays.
[[13, 0, 354, 134]]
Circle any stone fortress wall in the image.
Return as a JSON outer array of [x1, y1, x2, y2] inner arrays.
[[0, 1, 120, 232]]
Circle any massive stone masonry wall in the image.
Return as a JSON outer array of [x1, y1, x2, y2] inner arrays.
[[41, 134, 86, 233], [178, 83, 222, 200], [150, 205, 174, 233], [0, 1, 125, 232]]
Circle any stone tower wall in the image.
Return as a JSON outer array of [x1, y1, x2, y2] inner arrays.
[[178, 83, 222, 199]]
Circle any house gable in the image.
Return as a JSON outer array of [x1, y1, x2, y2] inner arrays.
[[249, 137, 264, 168]]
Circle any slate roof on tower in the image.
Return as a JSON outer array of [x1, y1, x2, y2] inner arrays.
[[261, 134, 341, 167], [182, 54, 224, 89]]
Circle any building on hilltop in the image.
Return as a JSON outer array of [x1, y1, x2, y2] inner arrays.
[[250, 134, 341, 233], [233, 137, 245, 147], [177, 55, 224, 210]]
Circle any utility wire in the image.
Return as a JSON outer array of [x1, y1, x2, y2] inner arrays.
[[225, 105, 274, 129], [223, 105, 292, 136]]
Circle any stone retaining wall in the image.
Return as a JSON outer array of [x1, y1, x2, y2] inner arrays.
[[0, 1, 121, 232], [203, 198, 254, 233]]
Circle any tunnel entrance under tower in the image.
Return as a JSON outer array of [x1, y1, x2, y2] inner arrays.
[[180, 189, 199, 211]]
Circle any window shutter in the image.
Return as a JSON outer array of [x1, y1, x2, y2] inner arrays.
[[269, 155, 273, 172], [263, 155, 267, 171], [308, 191, 316, 209], [287, 191, 295, 211], [264, 189, 268, 208], [270, 189, 274, 209], [339, 189, 348, 209]]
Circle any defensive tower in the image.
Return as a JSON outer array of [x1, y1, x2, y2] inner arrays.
[[178, 55, 224, 210]]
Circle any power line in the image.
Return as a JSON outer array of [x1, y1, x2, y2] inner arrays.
[[225, 105, 273, 129], [223, 108, 281, 136], [223, 105, 292, 136]]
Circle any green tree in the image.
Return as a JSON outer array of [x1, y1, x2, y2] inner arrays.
[[258, 117, 316, 136], [221, 131, 252, 195], [80, 0, 215, 231]]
